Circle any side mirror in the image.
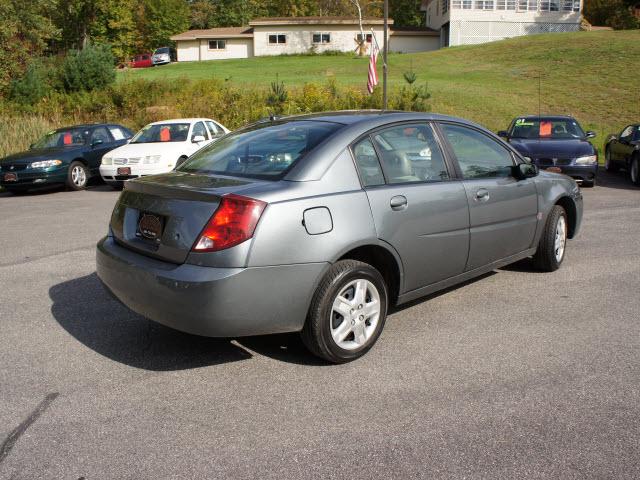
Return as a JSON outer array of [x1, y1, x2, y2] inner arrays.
[[192, 135, 206, 143], [92, 139, 104, 147], [497, 130, 509, 138], [512, 162, 538, 180], [585, 131, 596, 139]]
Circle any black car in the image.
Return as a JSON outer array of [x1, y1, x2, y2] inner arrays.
[[604, 124, 640, 186], [498, 116, 598, 187], [0, 124, 133, 194]]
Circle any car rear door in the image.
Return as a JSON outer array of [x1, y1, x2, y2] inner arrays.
[[352, 122, 470, 293], [437, 122, 538, 271]]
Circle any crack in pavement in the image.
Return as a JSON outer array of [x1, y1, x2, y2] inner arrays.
[[0, 393, 59, 464]]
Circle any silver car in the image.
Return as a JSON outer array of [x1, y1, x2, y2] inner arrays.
[[97, 112, 583, 363]]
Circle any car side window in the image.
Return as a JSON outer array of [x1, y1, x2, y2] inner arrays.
[[108, 127, 126, 141], [352, 137, 385, 187], [206, 121, 222, 138], [372, 123, 449, 184], [634, 127, 640, 142], [620, 126, 634, 141], [191, 122, 208, 141], [90, 127, 111, 145], [441, 123, 514, 179]]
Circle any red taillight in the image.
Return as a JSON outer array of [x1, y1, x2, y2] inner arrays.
[[193, 194, 267, 252]]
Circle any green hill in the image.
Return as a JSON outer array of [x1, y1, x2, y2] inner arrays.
[[120, 30, 640, 146]]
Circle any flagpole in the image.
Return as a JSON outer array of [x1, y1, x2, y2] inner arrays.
[[383, 0, 388, 110]]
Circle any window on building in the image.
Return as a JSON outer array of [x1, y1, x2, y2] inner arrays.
[[268, 34, 287, 44], [312, 32, 331, 44], [528, 0, 538, 10], [442, 0, 449, 13], [475, 0, 494, 9], [208, 40, 226, 50], [452, 0, 472, 7], [356, 33, 373, 43]]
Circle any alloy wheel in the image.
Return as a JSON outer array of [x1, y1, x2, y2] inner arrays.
[[329, 279, 381, 350], [72, 165, 86, 187], [554, 215, 567, 262]]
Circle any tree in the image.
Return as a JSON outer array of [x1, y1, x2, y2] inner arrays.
[[584, 0, 640, 29], [0, 0, 59, 95], [61, 43, 116, 92], [140, 0, 191, 49]]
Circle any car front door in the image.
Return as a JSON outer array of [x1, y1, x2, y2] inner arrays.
[[438, 122, 539, 271], [86, 127, 115, 173], [353, 122, 470, 293], [615, 126, 635, 164]]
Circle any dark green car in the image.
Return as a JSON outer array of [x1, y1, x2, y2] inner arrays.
[[0, 123, 133, 194]]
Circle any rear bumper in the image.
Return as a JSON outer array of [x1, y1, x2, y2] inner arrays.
[[96, 236, 327, 337]]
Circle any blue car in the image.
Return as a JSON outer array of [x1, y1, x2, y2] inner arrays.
[[0, 123, 133, 194], [498, 116, 598, 187]]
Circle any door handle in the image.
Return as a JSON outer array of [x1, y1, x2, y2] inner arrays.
[[390, 195, 408, 210], [475, 188, 490, 201]]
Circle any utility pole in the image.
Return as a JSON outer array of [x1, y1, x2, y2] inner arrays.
[[382, 0, 388, 110]]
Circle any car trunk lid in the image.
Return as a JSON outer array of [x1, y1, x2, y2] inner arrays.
[[110, 172, 262, 264]]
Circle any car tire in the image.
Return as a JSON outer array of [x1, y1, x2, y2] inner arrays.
[[109, 181, 124, 190], [604, 148, 618, 172], [532, 205, 568, 272], [176, 156, 188, 169], [301, 260, 388, 363], [630, 155, 640, 187], [582, 178, 595, 188], [66, 161, 89, 191]]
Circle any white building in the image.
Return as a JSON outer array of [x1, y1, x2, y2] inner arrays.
[[421, 0, 582, 47], [171, 17, 440, 62]]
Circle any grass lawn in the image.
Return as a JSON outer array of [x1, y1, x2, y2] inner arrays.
[[119, 30, 640, 154]]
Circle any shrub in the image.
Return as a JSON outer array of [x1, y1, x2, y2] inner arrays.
[[61, 44, 116, 92], [9, 62, 52, 105]]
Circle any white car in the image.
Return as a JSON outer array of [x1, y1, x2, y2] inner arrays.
[[100, 118, 229, 188]]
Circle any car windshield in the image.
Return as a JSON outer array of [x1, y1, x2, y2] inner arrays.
[[130, 123, 190, 143], [31, 128, 88, 148], [178, 120, 343, 179], [155, 48, 169, 54], [510, 118, 586, 139]]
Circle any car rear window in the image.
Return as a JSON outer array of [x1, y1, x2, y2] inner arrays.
[[177, 120, 343, 180]]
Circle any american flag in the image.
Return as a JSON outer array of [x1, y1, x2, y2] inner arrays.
[[367, 38, 380, 94]]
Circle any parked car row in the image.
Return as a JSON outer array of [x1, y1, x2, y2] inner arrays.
[[0, 118, 228, 193], [130, 47, 177, 68], [497, 116, 640, 188]]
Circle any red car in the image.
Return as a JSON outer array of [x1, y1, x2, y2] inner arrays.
[[131, 53, 153, 68]]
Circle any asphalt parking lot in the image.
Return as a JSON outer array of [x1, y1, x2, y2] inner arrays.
[[0, 172, 639, 479]]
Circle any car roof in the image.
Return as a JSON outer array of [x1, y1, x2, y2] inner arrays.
[[53, 123, 125, 132], [255, 110, 487, 129], [148, 118, 212, 125], [512, 115, 579, 121]]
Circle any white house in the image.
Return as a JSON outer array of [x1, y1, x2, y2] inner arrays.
[[421, 0, 582, 47], [170, 16, 440, 62]]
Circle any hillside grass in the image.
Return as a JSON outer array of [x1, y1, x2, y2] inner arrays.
[[118, 30, 640, 150], [1, 30, 638, 159]]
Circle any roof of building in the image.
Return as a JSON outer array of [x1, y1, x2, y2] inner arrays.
[[171, 19, 436, 42], [170, 26, 254, 41], [249, 16, 394, 26]]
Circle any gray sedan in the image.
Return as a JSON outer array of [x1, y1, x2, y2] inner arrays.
[[97, 111, 583, 363]]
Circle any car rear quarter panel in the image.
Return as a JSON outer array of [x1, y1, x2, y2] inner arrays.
[[246, 149, 379, 267], [534, 171, 582, 240]]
